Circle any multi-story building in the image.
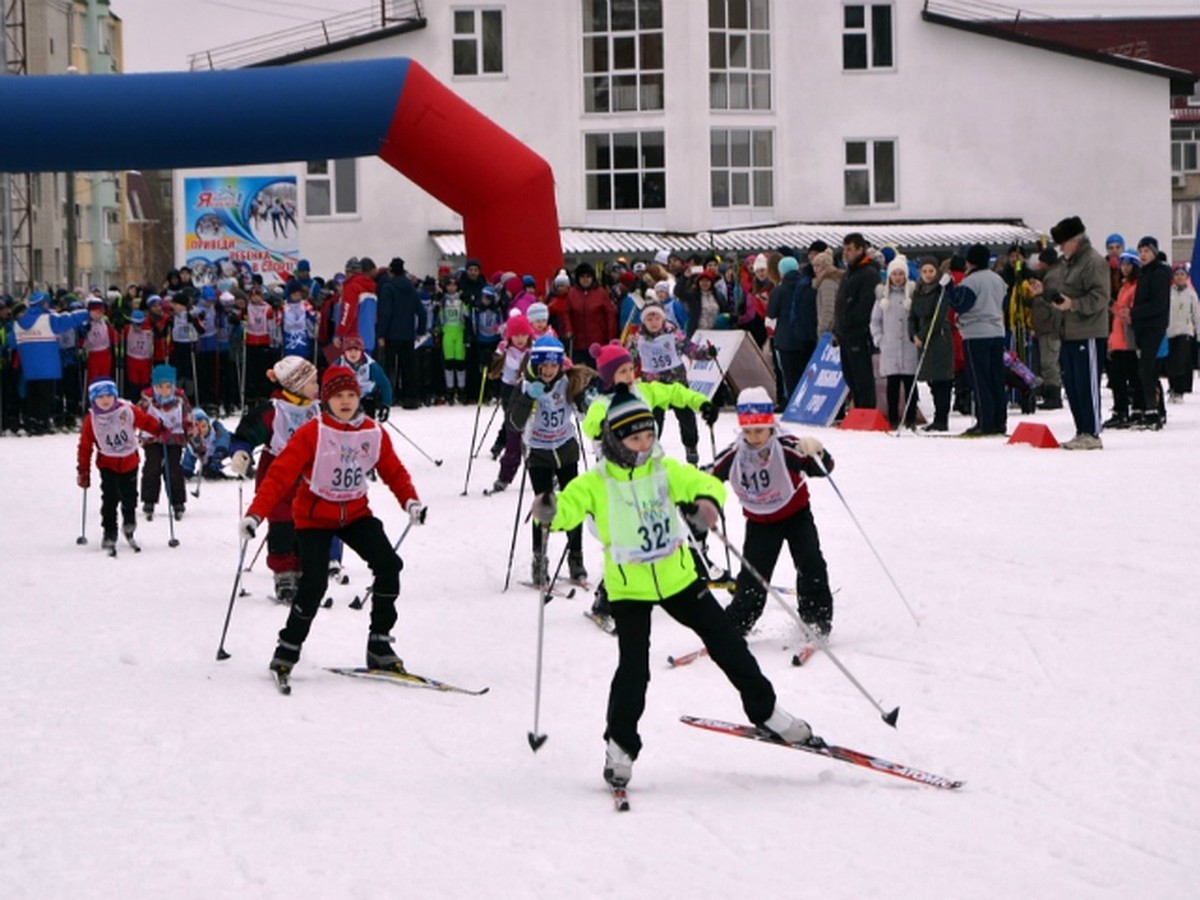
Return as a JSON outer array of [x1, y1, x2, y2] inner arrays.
[[176, 0, 1194, 281], [2, 0, 168, 295]]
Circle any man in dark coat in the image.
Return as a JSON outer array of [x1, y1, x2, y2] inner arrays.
[[833, 232, 880, 411], [376, 257, 427, 410], [1131, 235, 1171, 430]]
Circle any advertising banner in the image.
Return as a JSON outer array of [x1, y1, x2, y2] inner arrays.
[[781, 333, 848, 427], [183, 176, 298, 285]]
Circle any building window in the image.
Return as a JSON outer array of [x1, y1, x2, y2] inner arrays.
[[104, 209, 120, 244], [711, 128, 773, 208], [1173, 201, 1198, 239], [708, 0, 771, 110], [453, 8, 504, 76], [1172, 126, 1199, 173], [582, 0, 663, 113], [305, 159, 357, 217], [844, 139, 896, 206], [843, 3, 894, 71], [33, 249, 43, 282], [585, 131, 665, 210]]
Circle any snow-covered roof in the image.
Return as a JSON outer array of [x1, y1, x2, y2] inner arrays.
[[429, 221, 1043, 260]]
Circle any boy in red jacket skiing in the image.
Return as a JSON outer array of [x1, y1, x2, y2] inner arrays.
[[77, 377, 162, 553], [240, 365, 426, 681]]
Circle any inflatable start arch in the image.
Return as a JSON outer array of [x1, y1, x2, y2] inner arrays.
[[0, 58, 563, 279]]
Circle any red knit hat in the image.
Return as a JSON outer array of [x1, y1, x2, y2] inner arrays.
[[590, 340, 633, 389], [321, 365, 361, 402]]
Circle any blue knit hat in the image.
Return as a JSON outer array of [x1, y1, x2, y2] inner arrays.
[[152, 364, 177, 386], [778, 257, 800, 276], [87, 378, 118, 405], [1105, 233, 1125, 248], [1118, 250, 1140, 267], [529, 334, 565, 370]]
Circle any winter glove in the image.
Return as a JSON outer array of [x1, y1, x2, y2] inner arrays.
[[699, 402, 719, 426], [531, 492, 557, 526], [375, 404, 391, 423], [796, 437, 825, 457], [938, 273, 952, 287], [238, 515, 261, 541], [77, 471, 90, 489], [525, 380, 546, 399], [705, 342, 719, 360], [229, 449, 251, 477], [405, 500, 428, 526], [684, 497, 721, 531]]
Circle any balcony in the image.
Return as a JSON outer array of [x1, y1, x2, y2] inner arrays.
[[188, 1, 426, 71]]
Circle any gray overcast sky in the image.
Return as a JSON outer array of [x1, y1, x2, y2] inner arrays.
[[114, 0, 1198, 73]]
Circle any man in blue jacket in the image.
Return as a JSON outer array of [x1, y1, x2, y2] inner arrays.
[[14, 291, 89, 434]]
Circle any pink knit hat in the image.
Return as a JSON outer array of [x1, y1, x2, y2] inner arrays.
[[590, 340, 633, 389], [505, 313, 534, 339]]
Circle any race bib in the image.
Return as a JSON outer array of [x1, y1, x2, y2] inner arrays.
[[308, 421, 382, 502], [603, 462, 684, 564]]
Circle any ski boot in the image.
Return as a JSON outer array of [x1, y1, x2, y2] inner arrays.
[[603, 738, 634, 787], [761, 707, 813, 744], [366, 633, 405, 673], [488, 478, 509, 494], [172, 505, 185, 521], [685, 446, 700, 465], [568, 553, 587, 585], [123, 523, 141, 552], [273, 570, 301, 605], [143, 502, 155, 521], [102, 533, 117, 555], [531, 553, 549, 586]]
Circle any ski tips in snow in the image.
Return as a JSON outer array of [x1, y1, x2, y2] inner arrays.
[[527, 732, 548, 753], [610, 784, 630, 811], [679, 715, 961, 790], [882, 707, 900, 728], [790, 644, 816, 667]]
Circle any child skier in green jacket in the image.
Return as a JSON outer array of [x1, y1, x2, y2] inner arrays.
[[532, 384, 813, 789]]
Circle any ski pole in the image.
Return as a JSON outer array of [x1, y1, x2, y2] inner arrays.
[[708, 421, 718, 465], [383, 418, 443, 467], [707, 525, 900, 728], [160, 444, 181, 548], [528, 525, 551, 752], [541, 536, 571, 602], [575, 418, 589, 471], [461, 371, 489, 495], [244, 532, 267, 573], [895, 285, 946, 437], [812, 454, 920, 627], [215, 537, 251, 660], [501, 461, 529, 592], [76, 487, 88, 546], [472, 400, 501, 459], [349, 521, 414, 610]]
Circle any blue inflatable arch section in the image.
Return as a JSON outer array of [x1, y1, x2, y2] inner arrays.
[[0, 58, 562, 278]]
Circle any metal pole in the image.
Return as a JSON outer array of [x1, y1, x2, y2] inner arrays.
[[1, 20, 13, 296]]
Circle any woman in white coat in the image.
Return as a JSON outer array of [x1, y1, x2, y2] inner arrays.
[[870, 256, 919, 428]]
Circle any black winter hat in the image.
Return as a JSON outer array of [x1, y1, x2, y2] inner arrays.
[[966, 244, 992, 270], [389, 257, 406, 275], [575, 262, 596, 280], [1050, 216, 1086, 245]]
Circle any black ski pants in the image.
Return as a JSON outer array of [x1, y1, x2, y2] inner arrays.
[[99, 468, 138, 537], [606, 580, 776, 758], [726, 507, 833, 636], [280, 516, 403, 651]]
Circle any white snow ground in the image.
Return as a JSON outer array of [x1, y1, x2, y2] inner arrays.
[[2, 393, 1198, 899]]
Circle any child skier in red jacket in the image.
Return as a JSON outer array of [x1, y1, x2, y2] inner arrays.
[[240, 365, 426, 681], [77, 377, 163, 552]]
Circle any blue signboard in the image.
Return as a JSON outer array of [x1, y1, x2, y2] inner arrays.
[[781, 333, 848, 427]]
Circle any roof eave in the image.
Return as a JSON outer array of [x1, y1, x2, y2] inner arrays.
[[921, 9, 1198, 95]]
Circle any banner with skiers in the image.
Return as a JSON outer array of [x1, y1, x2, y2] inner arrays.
[[182, 176, 300, 286]]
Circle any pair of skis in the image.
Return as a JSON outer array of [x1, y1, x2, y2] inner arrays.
[[666, 641, 816, 669]]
